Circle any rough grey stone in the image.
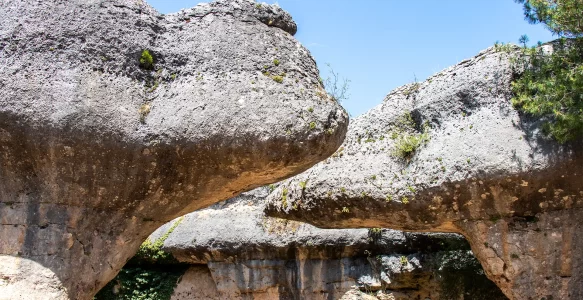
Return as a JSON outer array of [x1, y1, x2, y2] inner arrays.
[[147, 187, 505, 299], [0, 0, 347, 299], [265, 46, 583, 299]]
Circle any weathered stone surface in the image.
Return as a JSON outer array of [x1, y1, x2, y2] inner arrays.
[[141, 187, 506, 299], [265, 46, 583, 299], [0, 0, 347, 298]]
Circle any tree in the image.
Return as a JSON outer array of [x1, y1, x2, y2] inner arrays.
[[515, 0, 583, 37], [511, 0, 583, 143]]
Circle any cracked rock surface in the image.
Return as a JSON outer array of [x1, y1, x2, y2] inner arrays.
[[0, 0, 347, 298], [142, 187, 506, 299], [265, 46, 583, 299]]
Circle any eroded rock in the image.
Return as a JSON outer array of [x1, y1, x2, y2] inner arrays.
[[119, 187, 505, 299], [265, 46, 583, 299], [0, 0, 347, 298]]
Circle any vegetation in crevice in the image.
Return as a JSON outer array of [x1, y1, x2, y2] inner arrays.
[[390, 112, 430, 159], [139, 49, 155, 70], [94, 217, 186, 300]]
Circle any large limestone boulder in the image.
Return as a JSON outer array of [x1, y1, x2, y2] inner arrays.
[[266, 46, 583, 299], [0, 0, 347, 298], [125, 187, 505, 300]]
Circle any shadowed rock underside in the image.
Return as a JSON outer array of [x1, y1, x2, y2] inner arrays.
[[0, 0, 347, 298], [266, 46, 583, 300]]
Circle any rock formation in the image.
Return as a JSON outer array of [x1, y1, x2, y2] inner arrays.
[[0, 0, 347, 298], [266, 46, 583, 299], [97, 187, 506, 299]]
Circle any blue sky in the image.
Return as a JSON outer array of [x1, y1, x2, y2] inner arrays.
[[147, 0, 555, 117]]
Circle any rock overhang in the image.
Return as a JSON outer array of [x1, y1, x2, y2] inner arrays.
[[263, 45, 583, 299], [0, 0, 347, 298]]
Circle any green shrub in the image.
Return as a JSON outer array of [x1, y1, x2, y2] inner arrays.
[[139, 49, 154, 70], [272, 75, 283, 83], [391, 131, 429, 159], [94, 266, 186, 300], [132, 216, 184, 265]]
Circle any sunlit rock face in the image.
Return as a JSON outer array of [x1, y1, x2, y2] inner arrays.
[[266, 46, 583, 300], [126, 187, 505, 300], [0, 0, 347, 298]]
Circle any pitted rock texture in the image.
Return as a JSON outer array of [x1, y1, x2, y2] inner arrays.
[[265, 46, 583, 299], [0, 0, 347, 299], [132, 187, 505, 299]]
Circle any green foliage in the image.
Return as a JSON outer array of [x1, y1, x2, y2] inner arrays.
[[401, 196, 409, 204], [400, 256, 408, 266], [515, 0, 583, 37], [273, 59, 280, 66], [132, 217, 184, 265], [367, 228, 382, 243], [342, 206, 350, 213], [519, 34, 530, 47], [511, 1, 583, 142], [309, 121, 316, 130], [94, 266, 187, 300], [389, 112, 430, 159], [299, 180, 307, 190], [435, 250, 508, 300], [95, 217, 187, 300], [139, 49, 154, 70], [392, 131, 429, 159], [511, 38, 583, 142], [272, 75, 283, 83]]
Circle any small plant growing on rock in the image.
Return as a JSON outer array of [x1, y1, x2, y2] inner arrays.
[[139, 49, 154, 70], [281, 187, 289, 207], [401, 196, 409, 204], [134, 216, 184, 264], [299, 181, 307, 190], [273, 59, 280, 66], [272, 75, 283, 83], [138, 104, 151, 123], [342, 207, 350, 213], [309, 122, 316, 130], [392, 131, 429, 159], [400, 256, 408, 266]]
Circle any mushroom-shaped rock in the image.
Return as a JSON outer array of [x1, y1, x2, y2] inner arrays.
[[0, 0, 347, 298], [266, 46, 583, 300], [138, 187, 505, 299]]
